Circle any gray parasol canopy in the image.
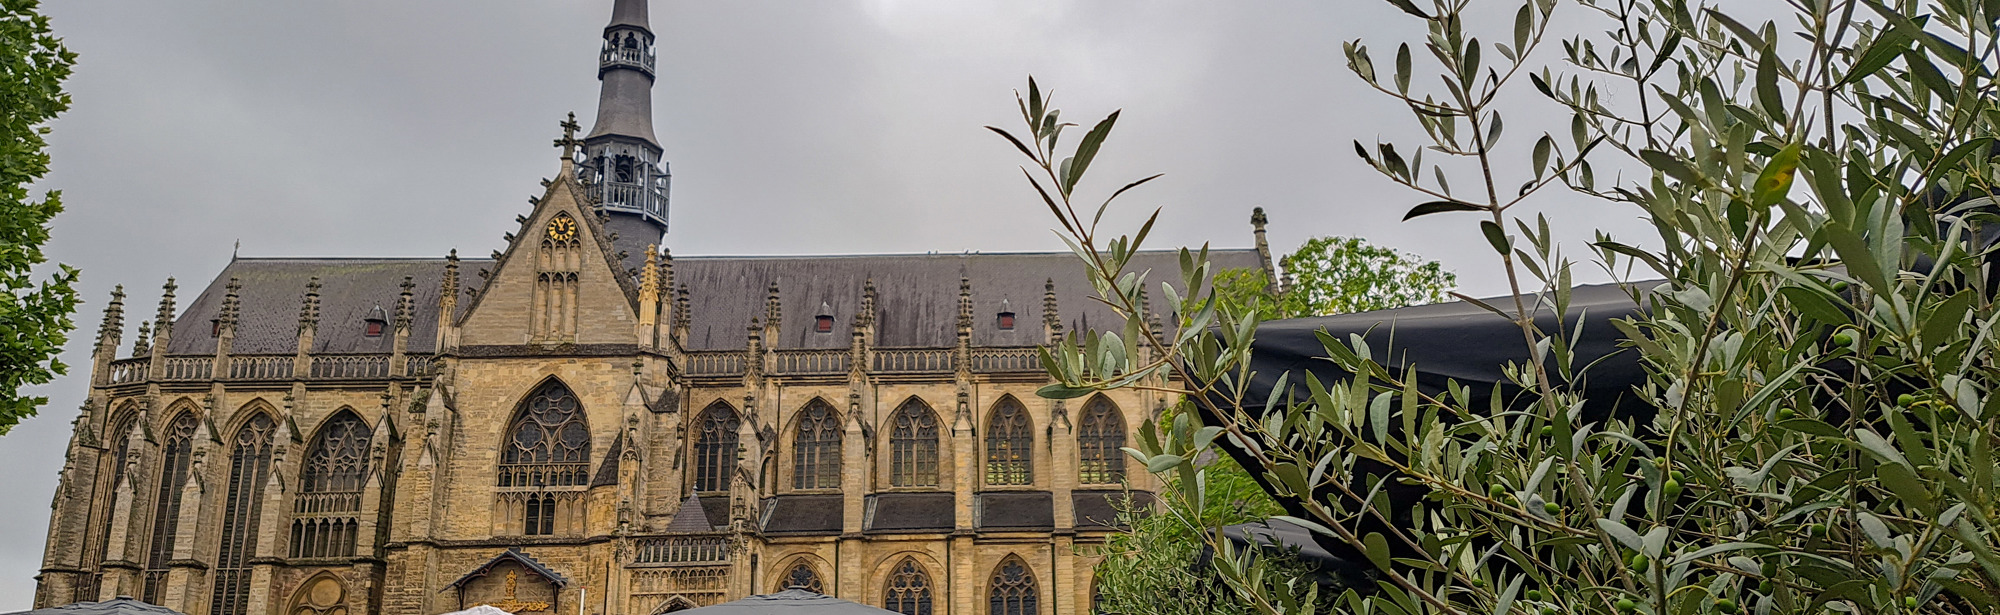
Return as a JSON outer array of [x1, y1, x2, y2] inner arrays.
[[2, 598, 188, 615], [670, 589, 904, 615]]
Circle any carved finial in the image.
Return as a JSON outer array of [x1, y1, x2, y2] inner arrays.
[[396, 276, 415, 328], [220, 277, 243, 329], [957, 276, 973, 329], [764, 282, 781, 328], [658, 247, 673, 300], [441, 250, 460, 307], [861, 278, 878, 326], [133, 321, 153, 356], [639, 245, 660, 296], [555, 112, 584, 160], [156, 278, 178, 337], [97, 285, 126, 352], [1251, 206, 1268, 228], [300, 277, 322, 329], [1043, 278, 1062, 334]]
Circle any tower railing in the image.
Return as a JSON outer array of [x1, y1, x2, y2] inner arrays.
[[601, 45, 657, 76], [597, 180, 669, 221]]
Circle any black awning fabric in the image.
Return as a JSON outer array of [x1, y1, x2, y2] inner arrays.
[[1197, 281, 1662, 573]]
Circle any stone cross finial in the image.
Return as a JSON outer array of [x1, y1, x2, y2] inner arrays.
[[673, 283, 690, 328], [396, 276, 415, 328], [956, 276, 973, 329], [98, 285, 126, 351], [764, 282, 782, 328], [157, 277, 178, 336], [300, 277, 322, 329], [220, 277, 243, 328], [1042, 278, 1062, 333], [861, 278, 878, 326], [441, 250, 460, 305], [555, 112, 584, 160]]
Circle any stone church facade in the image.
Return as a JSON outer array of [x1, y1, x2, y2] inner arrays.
[[34, 2, 1268, 614]]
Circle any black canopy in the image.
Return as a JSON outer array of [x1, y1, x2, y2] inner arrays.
[[1202, 281, 1661, 578]]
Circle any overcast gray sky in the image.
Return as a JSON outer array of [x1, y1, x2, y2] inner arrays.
[[0, 1, 1661, 604]]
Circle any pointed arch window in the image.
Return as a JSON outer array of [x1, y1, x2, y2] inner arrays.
[[793, 399, 841, 490], [693, 402, 740, 493], [534, 213, 583, 341], [77, 411, 137, 603], [1078, 396, 1127, 484], [142, 411, 199, 603], [883, 557, 934, 615], [499, 380, 591, 488], [292, 411, 371, 558], [988, 557, 1039, 615], [499, 380, 590, 536], [889, 398, 939, 487], [781, 561, 825, 594], [985, 397, 1033, 486], [211, 413, 277, 615]]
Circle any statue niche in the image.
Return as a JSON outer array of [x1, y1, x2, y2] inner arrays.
[[447, 548, 568, 614]]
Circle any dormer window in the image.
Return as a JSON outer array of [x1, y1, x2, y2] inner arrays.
[[211, 320, 222, 337], [814, 301, 835, 333], [997, 299, 1016, 330], [364, 305, 388, 337]]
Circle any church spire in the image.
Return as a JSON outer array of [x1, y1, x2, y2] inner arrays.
[[578, 0, 671, 276]]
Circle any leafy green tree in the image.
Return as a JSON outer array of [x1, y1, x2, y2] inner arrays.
[[1092, 452, 1293, 615], [0, 0, 79, 435], [1217, 237, 1456, 321], [1001, 0, 2000, 611]]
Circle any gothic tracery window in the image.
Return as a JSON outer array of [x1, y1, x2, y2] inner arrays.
[[889, 398, 939, 488], [77, 411, 136, 603], [292, 410, 370, 558], [498, 380, 590, 536], [781, 561, 825, 594], [692, 402, 740, 493], [792, 399, 841, 490], [988, 557, 1039, 615], [142, 411, 199, 604], [883, 557, 934, 615], [1077, 395, 1127, 484], [211, 413, 277, 615], [985, 397, 1033, 486]]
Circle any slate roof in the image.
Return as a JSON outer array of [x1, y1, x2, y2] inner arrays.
[[442, 547, 570, 589], [760, 494, 843, 535], [664, 494, 717, 533], [165, 258, 468, 356], [155, 249, 1261, 356], [976, 491, 1053, 530], [1073, 490, 1154, 530], [864, 492, 953, 533]]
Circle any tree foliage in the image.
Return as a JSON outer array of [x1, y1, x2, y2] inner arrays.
[[1002, 0, 2000, 612], [1217, 237, 1456, 321], [0, 0, 79, 435]]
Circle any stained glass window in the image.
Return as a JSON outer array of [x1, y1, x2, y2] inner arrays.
[[884, 557, 934, 615], [985, 397, 1033, 485], [693, 402, 740, 492], [1077, 396, 1126, 484], [77, 412, 136, 603], [142, 412, 199, 604], [498, 380, 591, 489], [889, 398, 939, 488], [988, 557, 1039, 615], [793, 400, 841, 490], [211, 413, 276, 615], [781, 562, 824, 594], [293, 410, 370, 558]]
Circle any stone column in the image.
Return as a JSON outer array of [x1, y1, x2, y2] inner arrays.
[[1049, 400, 1076, 530]]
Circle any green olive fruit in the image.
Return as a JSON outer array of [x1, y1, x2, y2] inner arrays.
[[1489, 483, 1507, 499], [1832, 331, 1855, 346], [1777, 408, 1796, 420], [1540, 425, 1554, 438], [1832, 280, 1850, 292], [1544, 501, 1562, 515], [1761, 560, 1778, 577], [1811, 522, 1829, 537], [1616, 598, 1636, 612], [1716, 598, 1739, 614], [1759, 580, 1775, 594], [1905, 596, 1919, 608], [1898, 393, 1916, 407], [1669, 470, 1685, 483], [1630, 554, 1649, 573], [1662, 479, 1683, 501], [1471, 578, 1486, 588], [1525, 589, 1542, 601]]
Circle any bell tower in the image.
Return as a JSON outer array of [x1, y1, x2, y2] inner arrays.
[[578, 0, 669, 275]]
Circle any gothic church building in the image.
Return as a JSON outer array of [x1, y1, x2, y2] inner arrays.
[[35, 2, 1265, 614]]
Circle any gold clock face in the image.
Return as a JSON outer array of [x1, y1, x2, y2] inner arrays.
[[547, 216, 578, 242]]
